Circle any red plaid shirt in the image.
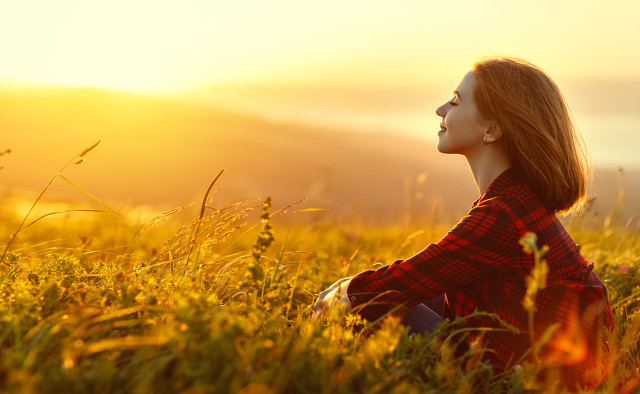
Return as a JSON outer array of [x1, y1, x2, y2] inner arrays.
[[347, 168, 614, 377]]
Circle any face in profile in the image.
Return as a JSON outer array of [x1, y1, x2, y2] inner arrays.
[[435, 71, 492, 156]]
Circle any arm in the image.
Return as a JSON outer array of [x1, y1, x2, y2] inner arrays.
[[347, 200, 522, 321]]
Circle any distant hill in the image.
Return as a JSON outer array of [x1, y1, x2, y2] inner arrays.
[[0, 83, 637, 224]]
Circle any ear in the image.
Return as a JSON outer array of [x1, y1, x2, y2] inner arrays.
[[483, 122, 502, 144]]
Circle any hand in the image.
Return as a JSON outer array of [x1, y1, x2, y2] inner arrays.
[[311, 277, 353, 320]]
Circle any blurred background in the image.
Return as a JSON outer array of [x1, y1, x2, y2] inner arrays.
[[1, 0, 639, 223]]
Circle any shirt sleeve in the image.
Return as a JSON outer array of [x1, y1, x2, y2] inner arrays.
[[346, 199, 522, 321]]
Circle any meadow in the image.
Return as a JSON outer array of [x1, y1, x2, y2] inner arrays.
[[0, 143, 639, 393]]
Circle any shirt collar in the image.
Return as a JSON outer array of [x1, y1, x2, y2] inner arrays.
[[472, 167, 524, 207]]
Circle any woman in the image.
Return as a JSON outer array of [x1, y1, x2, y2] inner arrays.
[[312, 57, 615, 387]]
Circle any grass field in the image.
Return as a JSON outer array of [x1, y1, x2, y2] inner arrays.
[[0, 144, 638, 393]]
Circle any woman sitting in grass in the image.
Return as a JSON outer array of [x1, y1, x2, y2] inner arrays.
[[313, 57, 615, 388]]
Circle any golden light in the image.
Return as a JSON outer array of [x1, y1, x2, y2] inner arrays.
[[1, 0, 638, 93], [542, 312, 588, 367]]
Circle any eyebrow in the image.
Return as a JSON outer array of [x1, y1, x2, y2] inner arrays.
[[453, 90, 462, 100]]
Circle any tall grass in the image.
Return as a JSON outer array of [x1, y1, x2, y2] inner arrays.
[[0, 142, 638, 393]]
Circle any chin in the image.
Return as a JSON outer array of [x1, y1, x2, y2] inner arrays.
[[436, 142, 452, 154]]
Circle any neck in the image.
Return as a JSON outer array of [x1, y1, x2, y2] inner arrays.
[[465, 145, 511, 196]]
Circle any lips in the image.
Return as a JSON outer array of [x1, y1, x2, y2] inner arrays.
[[439, 124, 447, 133]]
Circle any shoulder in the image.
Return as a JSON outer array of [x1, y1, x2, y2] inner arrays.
[[489, 168, 550, 212], [491, 182, 541, 206], [480, 167, 545, 211], [438, 188, 524, 258], [450, 189, 523, 238], [479, 183, 551, 235]]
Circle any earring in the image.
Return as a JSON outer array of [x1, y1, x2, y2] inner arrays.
[[483, 136, 489, 145]]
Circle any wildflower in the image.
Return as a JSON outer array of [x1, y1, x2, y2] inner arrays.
[[252, 197, 274, 262], [518, 232, 538, 254]]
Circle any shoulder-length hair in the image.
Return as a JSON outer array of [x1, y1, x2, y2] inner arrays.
[[472, 57, 589, 213]]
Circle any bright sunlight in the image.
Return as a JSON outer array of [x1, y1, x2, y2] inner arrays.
[[1, 0, 640, 92]]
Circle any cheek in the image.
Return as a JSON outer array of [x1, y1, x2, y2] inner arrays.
[[455, 111, 483, 131], [447, 111, 468, 129]]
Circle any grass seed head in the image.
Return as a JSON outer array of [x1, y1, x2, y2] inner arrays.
[[77, 139, 102, 158]]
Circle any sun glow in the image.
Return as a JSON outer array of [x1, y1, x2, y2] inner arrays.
[[0, 0, 305, 92], [0, 1, 217, 92], [1, 0, 639, 93]]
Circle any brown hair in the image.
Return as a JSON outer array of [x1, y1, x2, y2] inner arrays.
[[472, 57, 589, 213]]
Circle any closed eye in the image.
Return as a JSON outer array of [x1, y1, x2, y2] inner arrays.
[[449, 98, 457, 106]]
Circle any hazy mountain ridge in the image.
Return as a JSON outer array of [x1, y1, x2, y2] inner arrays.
[[1, 84, 636, 223]]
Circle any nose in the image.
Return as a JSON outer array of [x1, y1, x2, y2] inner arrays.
[[436, 102, 447, 118]]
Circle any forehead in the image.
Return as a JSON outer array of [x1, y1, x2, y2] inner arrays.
[[455, 71, 476, 96]]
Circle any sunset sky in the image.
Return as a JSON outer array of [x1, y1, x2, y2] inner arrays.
[[1, 0, 639, 92], [1, 0, 639, 216]]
